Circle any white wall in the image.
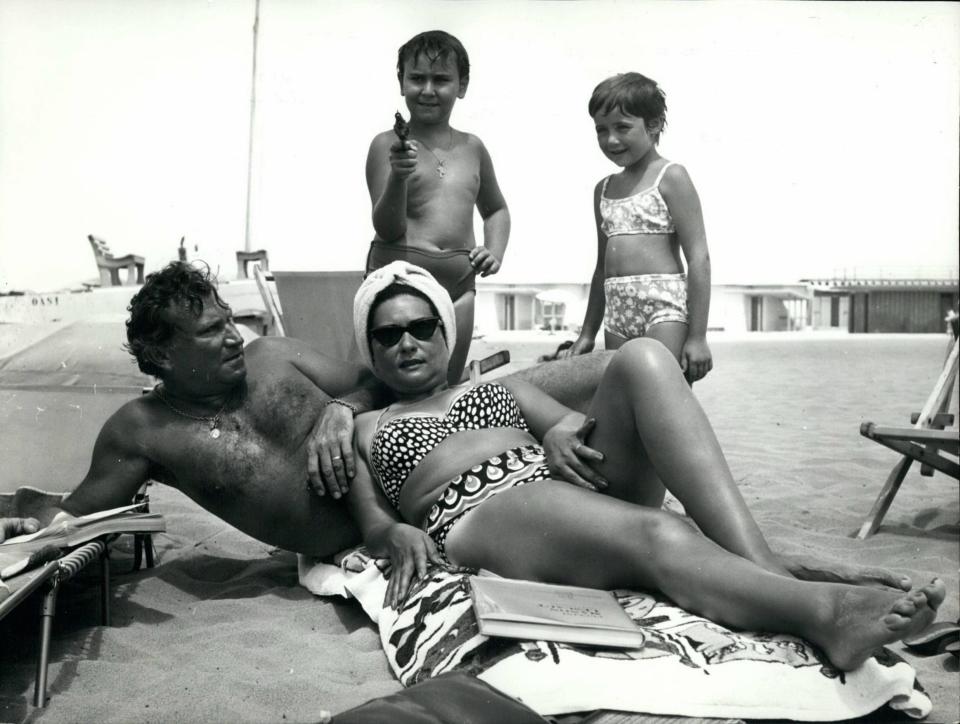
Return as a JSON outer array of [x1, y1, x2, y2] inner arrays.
[[2, 1, 958, 293]]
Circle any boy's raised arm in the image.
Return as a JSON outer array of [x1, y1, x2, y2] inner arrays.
[[366, 133, 416, 242]]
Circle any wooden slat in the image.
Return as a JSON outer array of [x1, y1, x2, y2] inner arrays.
[[862, 424, 959, 449]]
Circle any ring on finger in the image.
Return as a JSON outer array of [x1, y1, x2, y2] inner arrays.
[[332, 455, 342, 461]]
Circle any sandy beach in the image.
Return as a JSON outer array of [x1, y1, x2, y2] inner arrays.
[[1, 323, 957, 723]]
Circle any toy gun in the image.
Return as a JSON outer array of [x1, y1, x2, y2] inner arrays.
[[393, 111, 410, 149]]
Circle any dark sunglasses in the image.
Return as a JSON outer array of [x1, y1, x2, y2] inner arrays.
[[369, 317, 443, 347]]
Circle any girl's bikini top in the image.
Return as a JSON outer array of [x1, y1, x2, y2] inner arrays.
[[370, 382, 531, 508], [599, 161, 676, 237]]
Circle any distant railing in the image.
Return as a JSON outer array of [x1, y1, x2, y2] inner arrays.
[[825, 265, 958, 282]]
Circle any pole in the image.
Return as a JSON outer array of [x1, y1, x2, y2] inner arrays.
[[243, 0, 260, 253]]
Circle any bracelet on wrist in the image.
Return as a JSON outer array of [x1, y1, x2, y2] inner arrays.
[[325, 398, 358, 416]]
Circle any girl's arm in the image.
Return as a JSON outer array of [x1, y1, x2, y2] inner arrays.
[[562, 181, 607, 357], [498, 378, 608, 492], [470, 139, 510, 277], [345, 418, 443, 608], [661, 164, 713, 382], [366, 132, 416, 242]]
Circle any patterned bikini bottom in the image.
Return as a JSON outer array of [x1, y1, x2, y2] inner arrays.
[[423, 444, 552, 557]]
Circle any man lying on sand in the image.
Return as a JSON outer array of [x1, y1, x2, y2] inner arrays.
[[47, 262, 910, 588]]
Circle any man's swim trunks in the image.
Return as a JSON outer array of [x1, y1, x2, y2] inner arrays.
[[366, 240, 476, 301], [423, 444, 552, 558], [603, 272, 688, 340]]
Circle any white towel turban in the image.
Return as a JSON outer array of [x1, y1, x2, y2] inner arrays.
[[353, 261, 457, 369]]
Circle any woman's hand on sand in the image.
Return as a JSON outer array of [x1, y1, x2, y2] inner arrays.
[[468, 247, 501, 277], [388, 140, 418, 180], [681, 337, 712, 382], [306, 402, 355, 499], [0, 516, 39, 543], [381, 524, 443, 609], [542, 417, 608, 492], [557, 337, 594, 360]]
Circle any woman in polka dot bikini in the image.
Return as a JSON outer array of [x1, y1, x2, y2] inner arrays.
[[344, 263, 944, 674]]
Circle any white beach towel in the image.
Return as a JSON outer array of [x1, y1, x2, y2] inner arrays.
[[299, 550, 931, 721]]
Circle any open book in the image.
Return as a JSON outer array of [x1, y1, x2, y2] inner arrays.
[[469, 574, 645, 649], [0, 503, 165, 579]]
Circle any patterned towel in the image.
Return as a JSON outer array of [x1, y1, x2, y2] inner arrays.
[[299, 549, 931, 721]]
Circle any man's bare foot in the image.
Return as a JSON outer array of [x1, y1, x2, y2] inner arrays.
[[782, 553, 912, 591], [816, 578, 946, 671]]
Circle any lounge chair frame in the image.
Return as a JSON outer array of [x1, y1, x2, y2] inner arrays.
[[0, 539, 111, 707]]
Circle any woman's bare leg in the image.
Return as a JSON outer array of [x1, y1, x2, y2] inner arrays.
[[584, 338, 786, 573], [510, 341, 911, 590], [445, 481, 945, 672]]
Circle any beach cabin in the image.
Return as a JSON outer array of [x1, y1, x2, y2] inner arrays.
[[475, 281, 589, 333], [803, 277, 959, 333], [709, 284, 813, 333]]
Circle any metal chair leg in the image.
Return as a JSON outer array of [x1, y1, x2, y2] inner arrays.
[[100, 547, 111, 626], [34, 580, 60, 707], [133, 533, 143, 572]]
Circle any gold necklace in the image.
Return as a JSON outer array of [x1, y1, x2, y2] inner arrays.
[[155, 385, 229, 439]]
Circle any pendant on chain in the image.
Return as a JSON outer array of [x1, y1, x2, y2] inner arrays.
[[436, 161, 446, 177]]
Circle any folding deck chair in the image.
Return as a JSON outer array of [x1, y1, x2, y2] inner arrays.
[[855, 336, 959, 539]]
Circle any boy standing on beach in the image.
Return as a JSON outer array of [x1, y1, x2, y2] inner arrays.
[[365, 30, 510, 383]]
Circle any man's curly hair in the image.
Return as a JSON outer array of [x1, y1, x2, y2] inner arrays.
[[125, 261, 226, 377]]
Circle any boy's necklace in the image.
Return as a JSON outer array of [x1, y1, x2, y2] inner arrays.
[[416, 130, 453, 178], [155, 384, 230, 439]]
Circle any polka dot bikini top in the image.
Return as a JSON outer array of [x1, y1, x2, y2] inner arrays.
[[370, 382, 531, 509]]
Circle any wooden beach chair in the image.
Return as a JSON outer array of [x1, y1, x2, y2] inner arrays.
[[87, 234, 145, 286], [855, 336, 959, 539]]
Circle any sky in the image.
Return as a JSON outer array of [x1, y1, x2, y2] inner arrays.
[[0, 0, 958, 292]]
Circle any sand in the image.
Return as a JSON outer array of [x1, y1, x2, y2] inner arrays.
[[1, 323, 957, 723]]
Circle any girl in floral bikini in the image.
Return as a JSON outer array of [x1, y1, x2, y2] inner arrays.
[[561, 73, 712, 384]]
